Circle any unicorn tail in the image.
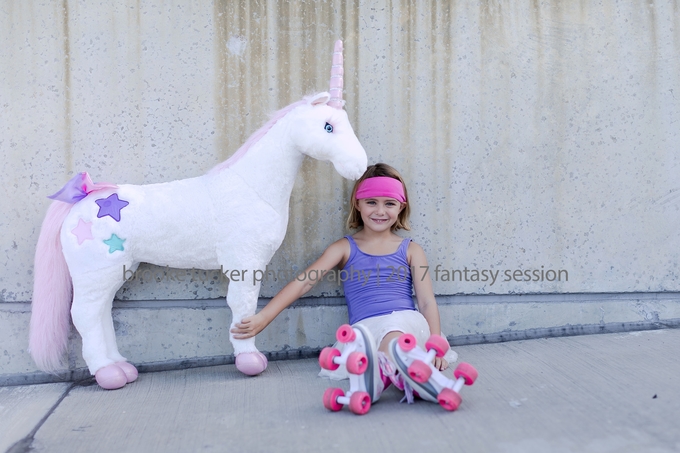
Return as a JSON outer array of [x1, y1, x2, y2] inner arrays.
[[29, 201, 74, 373]]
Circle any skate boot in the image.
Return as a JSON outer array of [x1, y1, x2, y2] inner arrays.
[[319, 323, 382, 415], [389, 333, 478, 411]]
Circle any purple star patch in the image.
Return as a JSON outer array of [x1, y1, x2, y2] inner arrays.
[[96, 193, 129, 222]]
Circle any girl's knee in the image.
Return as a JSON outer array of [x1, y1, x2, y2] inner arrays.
[[379, 330, 403, 353]]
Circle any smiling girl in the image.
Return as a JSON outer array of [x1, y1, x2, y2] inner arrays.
[[231, 163, 457, 404]]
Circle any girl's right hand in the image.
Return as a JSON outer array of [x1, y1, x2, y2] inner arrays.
[[231, 313, 267, 339], [229, 238, 349, 341]]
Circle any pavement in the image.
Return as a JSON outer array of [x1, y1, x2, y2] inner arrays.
[[1, 328, 679, 453]]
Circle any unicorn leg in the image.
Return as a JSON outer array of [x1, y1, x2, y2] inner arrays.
[[225, 279, 268, 375], [101, 311, 127, 363], [70, 271, 128, 388], [104, 262, 138, 383], [101, 308, 138, 383]]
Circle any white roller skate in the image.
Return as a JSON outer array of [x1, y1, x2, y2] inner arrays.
[[319, 323, 382, 415], [389, 333, 478, 411]]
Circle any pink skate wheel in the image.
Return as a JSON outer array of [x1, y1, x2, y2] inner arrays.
[[319, 347, 342, 371], [437, 387, 462, 411], [425, 334, 450, 358], [336, 324, 356, 343], [346, 351, 368, 375], [407, 360, 432, 384], [398, 333, 417, 352], [323, 387, 345, 411], [454, 362, 478, 385], [349, 391, 371, 415]]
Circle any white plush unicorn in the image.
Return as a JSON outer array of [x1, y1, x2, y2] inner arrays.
[[29, 41, 367, 390]]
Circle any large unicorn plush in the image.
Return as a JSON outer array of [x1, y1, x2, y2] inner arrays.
[[30, 41, 367, 390]]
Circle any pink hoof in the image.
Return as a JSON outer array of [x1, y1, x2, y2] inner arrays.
[[235, 352, 268, 376], [95, 364, 128, 390], [116, 362, 139, 383]]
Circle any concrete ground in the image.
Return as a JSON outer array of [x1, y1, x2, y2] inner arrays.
[[2, 329, 679, 453]]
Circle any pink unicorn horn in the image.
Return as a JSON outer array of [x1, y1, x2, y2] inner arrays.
[[328, 40, 344, 109]]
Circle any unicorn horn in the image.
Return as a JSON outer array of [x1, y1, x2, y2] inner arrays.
[[328, 40, 344, 109]]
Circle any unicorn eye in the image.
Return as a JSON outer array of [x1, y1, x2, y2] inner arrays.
[[324, 122, 333, 133]]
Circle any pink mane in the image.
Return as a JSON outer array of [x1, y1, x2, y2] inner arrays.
[[209, 98, 309, 174]]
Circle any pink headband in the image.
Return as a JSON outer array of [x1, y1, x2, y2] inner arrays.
[[355, 177, 406, 202]]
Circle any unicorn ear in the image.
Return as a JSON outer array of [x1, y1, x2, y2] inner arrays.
[[309, 92, 331, 106]]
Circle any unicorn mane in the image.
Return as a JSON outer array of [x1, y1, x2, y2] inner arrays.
[[209, 97, 310, 174]]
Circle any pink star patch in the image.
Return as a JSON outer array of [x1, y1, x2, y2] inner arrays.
[[71, 219, 94, 245]]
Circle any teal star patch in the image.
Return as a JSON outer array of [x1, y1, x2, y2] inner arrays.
[[103, 234, 125, 253]]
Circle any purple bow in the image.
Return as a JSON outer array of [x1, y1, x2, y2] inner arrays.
[[48, 172, 118, 204]]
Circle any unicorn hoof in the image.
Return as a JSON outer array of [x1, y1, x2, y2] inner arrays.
[[235, 352, 268, 376], [116, 362, 139, 383], [95, 364, 128, 390]]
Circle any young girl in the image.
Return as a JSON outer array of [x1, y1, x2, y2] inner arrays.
[[231, 163, 457, 403]]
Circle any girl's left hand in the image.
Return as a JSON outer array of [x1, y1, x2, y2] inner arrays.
[[433, 356, 449, 371]]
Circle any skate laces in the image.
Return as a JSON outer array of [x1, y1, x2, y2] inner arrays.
[[400, 381, 415, 404], [378, 352, 395, 376], [378, 352, 400, 387], [377, 352, 414, 404]]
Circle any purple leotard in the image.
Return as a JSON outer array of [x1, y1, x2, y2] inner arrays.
[[342, 236, 416, 325]]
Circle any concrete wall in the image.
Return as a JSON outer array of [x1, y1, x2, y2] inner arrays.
[[2, 1, 680, 383]]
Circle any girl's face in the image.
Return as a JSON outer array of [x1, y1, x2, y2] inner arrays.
[[355, 197, 405, 232]]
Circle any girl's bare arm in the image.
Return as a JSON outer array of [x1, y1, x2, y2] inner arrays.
[[231, 239, 349, 339], [409, 242, 448, 370]]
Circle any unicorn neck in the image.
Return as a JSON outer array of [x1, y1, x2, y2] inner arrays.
[[217, 115, 304, 213]]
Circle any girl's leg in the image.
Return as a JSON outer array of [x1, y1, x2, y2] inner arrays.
[[379, 330, 403, 356], [378, 330, 407, 391]]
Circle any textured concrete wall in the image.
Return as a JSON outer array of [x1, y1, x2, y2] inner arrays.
[[3, 1, 679, 303], [2, 1, 680, 380]]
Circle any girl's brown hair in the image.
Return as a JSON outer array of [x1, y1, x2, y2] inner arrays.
[[346, 163, 411, 231]]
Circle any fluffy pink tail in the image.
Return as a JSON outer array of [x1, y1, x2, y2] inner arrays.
[[29, 201, 73, 373]]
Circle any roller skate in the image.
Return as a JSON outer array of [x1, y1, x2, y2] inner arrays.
[[389, 333, 478, 411], [319, 323, 382, 415]]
